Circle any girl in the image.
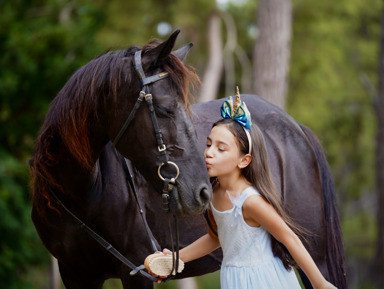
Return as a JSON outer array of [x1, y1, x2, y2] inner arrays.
[[146, 89, 337, 289]]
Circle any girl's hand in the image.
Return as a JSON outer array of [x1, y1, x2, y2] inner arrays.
[[144, 249, 184, 280]]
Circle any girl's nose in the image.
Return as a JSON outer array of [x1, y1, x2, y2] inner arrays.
[[205, 146, 213, 158]]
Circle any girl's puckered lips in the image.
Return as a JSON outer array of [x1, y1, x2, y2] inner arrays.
[[205, 162, 212, 168]]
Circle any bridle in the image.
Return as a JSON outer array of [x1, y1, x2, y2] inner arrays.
[[51, 50, 182, 283], [112, 50, 180, 189], [112, 50, 182, 280]]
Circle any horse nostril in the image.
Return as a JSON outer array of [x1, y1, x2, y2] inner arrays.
[[199, 187, 211, 206]]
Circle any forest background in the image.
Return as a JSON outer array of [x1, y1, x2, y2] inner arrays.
[[0, 0, 382, 288]]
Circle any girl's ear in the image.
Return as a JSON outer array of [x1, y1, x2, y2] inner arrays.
[[238, 154, 252, 169]]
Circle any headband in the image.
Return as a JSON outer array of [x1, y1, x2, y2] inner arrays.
[[220, 87, 252, 154]]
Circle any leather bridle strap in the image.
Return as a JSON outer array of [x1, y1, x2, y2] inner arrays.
[[134, 51, 169, 86], [119, 154, 160, 254], [161, 179, 180, 280], [50, 190, 160, 282], [144, 94, 168, 165], [112, 92, 145, 148], [130, 50, 180, 280], [109, 50, 180, 281], [111, 50, 169, 150]]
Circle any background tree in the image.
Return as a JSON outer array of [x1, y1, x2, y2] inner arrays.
[[253, 0, 292, 109], [199, 12, 223, 103]]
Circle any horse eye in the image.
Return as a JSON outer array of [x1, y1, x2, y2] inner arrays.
[[155, 105, 175, 117]]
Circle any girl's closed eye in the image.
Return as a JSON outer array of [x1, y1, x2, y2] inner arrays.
[[218, 146, 226, 152]]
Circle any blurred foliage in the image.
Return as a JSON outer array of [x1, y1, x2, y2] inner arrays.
[[0, 0, 382, 288], [0, 0, 104, 287], [0, 0, 104, 157], [0, 152, 48, 288], [289, 0, 381, 202], [287, 1, 382, 286], [94, 0, 217, 73]]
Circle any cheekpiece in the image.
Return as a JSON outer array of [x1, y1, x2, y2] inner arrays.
[[220, 86, 252, 131]]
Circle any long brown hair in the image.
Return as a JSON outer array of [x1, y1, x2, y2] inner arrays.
[[213, 118, 307, 270]]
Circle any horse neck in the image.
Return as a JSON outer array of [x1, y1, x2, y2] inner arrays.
[[53, 124, 108, 203], [54, 153, 96, 205]]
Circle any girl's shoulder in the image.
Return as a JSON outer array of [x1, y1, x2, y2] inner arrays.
[[242, 188, 274, 218], [235, 187, 261, 207], [242, 187, 272, 210], [242, 186, 261, 199]]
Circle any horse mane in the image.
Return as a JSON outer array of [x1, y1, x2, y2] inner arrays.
[[29, 42, 199, 214]]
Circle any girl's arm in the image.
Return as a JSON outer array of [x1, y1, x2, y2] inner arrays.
[[174, 233, 220, 263], [243, 196, 337, 289]]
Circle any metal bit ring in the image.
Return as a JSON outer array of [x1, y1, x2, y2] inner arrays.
[[158, 161, 179, 183]]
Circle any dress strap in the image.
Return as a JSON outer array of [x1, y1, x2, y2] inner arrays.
[[225, 187, 260, 228], [227, 187, 260, 209]]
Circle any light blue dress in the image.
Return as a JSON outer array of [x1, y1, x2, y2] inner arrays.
[[210, 187, 302, 289]]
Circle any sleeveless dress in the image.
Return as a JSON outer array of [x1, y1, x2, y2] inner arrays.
[[210, 187, 302, 289]]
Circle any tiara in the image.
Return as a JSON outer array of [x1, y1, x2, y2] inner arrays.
[[220, 86, 252, 131], [220, 86, 252, 154]]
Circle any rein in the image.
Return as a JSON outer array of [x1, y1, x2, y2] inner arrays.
[[52, 50, 182, 283]]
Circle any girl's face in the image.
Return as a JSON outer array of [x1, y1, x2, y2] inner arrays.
[[204, 125, 243, 178]]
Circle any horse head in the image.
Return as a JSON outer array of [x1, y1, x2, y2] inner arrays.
[[106, 30, 211, 216]]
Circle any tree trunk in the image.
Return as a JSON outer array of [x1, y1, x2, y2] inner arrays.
[[253, 0, 292, 110], [177, 277, 198, 289], [50, 256, 61, 289], [199, 13, 224, 102], [371, 9, 384, 289]]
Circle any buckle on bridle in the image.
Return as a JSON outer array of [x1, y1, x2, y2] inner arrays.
[[158, 144, 166, 152]]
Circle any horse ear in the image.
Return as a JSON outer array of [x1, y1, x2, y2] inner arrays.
[[172, 43, 193, 62], [143, 29, 180, 68]]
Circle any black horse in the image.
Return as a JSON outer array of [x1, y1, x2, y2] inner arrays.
[[30, 31, 348, 289]]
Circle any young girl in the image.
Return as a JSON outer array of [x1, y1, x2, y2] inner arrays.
[[146, 89, 337, 289]]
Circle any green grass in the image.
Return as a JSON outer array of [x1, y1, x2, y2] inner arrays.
[[102, 270, 221, 289]]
